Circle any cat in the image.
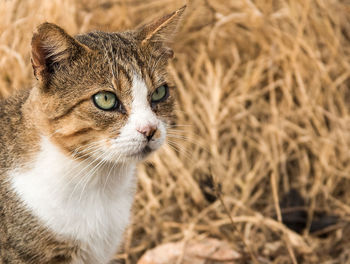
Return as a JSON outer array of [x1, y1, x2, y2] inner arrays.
[[0, 6, 185, 264]]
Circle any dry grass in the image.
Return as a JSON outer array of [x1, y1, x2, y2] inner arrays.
[[1, 0, 350, 263]]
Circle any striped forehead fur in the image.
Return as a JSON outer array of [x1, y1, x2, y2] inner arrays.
[[76, 31, 145, 80]]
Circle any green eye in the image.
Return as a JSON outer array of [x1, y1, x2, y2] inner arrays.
[[151, 84, 169, 103], [93, 91, 117, 111]]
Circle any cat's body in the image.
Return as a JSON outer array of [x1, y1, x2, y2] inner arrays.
[[0, 7, 185, 264], [0, 91, 77, 263]]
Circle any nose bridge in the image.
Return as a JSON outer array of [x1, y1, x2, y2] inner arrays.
[[129, 73, 159, 136], [131, 107, 159, 141], [131, 106, 158, 127]]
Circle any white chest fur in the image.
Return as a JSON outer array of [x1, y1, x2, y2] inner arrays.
[[10, 137, 137, 264]]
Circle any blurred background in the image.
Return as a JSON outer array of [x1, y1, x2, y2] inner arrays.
[[1, 0, 350, 263]]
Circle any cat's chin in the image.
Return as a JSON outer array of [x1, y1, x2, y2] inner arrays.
[[85, 146, 156, 165], [124, 146, 154, 161]]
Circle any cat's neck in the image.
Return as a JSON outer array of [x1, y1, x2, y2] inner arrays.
[[11, 135, 137, 201], [9, 136, 137, 262]]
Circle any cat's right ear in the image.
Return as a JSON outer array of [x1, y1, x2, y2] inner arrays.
[[135, 6, 186, 58], [31, 23, 87, 83]]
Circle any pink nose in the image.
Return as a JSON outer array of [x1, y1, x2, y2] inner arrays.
[[137, 125, 157, 141]]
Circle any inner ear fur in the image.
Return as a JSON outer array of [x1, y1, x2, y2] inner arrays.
[[135, 5, 186, 58], [31, 22, 87, 82]]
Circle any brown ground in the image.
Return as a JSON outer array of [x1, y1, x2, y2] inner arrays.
[[1, 0, 350, 263]]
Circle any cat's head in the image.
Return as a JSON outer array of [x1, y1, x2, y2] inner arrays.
[[29, 6, 185, 163]]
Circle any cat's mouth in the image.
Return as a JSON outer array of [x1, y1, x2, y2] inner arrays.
[[142, 145, 153, 155]]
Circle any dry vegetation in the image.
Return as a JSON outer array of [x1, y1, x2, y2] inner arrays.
[[1, 0, 350, 263]]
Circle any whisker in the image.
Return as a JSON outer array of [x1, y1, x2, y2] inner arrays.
[[166, 140, 194, 162], [78, 152, 111, 203], [168, 124, 193, 127], [68, 151, 108, 202], [166, 134, 209, 151], [103, 155, 118, 193]]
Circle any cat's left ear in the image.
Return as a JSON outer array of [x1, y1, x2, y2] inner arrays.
[[135, 5, 186, 58], [31, 22, 88, 83]]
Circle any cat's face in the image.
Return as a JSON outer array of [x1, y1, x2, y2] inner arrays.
[[30, 8, 184, 163]]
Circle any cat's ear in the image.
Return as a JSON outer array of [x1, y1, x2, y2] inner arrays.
[[135, 6, 186, 58], [31, 22, 87, 82]]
